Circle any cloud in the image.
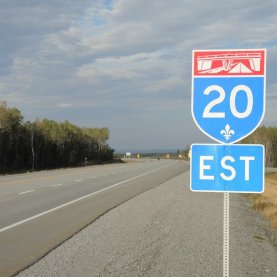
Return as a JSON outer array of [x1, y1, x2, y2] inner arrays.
[[0, 0, 276, 149], [146, 77, 185, 93], [56, 103, 74, 108]]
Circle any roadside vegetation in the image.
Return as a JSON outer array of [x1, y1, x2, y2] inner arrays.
[[0, 102, 114, 173], [242, 126, 277, 167], [242, 126, 277, 229], [246, 173, 277, 229]]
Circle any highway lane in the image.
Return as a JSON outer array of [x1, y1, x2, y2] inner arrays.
[[15, 170, 277, 277], [0, 159, 187, 277]]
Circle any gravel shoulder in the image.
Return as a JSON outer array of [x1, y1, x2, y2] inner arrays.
[[17, 171, 277, 277]]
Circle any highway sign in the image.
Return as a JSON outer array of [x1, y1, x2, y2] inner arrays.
[[190, 144, 264, 193], [192, 49, 266, 144]]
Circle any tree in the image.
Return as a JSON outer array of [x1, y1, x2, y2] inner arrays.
[[0, 103, 114, 173], [242, 126, 277, 167], [0, 103, 24, 171]]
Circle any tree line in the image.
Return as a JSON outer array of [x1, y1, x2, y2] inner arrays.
[[242, 126, 277, 167], [0, 102, 114, 173]]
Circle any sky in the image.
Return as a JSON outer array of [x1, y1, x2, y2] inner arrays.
[[0, 0, 277, 151]]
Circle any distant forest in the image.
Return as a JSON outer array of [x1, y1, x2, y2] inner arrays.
[[242, 126, 277, 167], [0, 102, 114, 173]]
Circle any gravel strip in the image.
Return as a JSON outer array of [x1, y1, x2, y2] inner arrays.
[[17, 172, 277, 277]]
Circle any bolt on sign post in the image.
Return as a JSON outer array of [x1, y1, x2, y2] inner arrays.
[[190, 49, 266, 277]]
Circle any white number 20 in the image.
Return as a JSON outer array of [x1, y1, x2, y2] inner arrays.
[[203, 85, 253, 119]]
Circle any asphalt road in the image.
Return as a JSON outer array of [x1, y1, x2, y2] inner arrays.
[[16, 170, 277, 277], [0, 159, 186, 277]]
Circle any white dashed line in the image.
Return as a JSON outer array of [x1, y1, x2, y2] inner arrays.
[[75, 179, 82, 182], [1, 161, 176, 234], [52, 184, 63, 187], [18, 190, 35, 195]]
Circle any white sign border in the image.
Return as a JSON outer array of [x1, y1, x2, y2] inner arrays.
[[191, 48, 267, 144], [190, 143, 265, 193]]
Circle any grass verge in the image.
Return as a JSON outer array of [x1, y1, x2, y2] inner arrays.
[[246, 172, 277, 230]]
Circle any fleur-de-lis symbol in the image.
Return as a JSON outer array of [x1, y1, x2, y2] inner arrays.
[[220, 124, 235, 142]]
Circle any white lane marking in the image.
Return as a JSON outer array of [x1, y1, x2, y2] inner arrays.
[[75, 179, 82, 182], [0, 162, 177, 234], [102, 174, 107, 176], [18, 190, 35, 195], [52, 184, 63, 187]]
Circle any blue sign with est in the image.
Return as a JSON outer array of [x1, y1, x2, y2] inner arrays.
[[190, 144, 264, 193]]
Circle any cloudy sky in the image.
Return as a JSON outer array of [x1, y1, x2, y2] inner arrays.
[[0, 0, 277, 150]]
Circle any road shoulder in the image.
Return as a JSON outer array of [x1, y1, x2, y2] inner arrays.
[[17, 172, 277, 277]]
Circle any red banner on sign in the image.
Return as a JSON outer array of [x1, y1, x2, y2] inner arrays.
[[193, 49, 265, 76]]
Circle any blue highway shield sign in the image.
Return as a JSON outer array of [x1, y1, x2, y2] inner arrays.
[[192, 49, 266, 144], [190, 144, 264, 193]]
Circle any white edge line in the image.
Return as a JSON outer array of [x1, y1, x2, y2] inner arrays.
[[0, 161, 177, 233], [18, 190, 35, 195]]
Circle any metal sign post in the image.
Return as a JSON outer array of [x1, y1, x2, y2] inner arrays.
[[191, 49, 266, 277], [223, 192, 229, 277]]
